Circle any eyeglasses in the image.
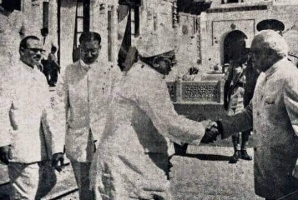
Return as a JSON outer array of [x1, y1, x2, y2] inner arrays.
[[161, 54, 177, 67]]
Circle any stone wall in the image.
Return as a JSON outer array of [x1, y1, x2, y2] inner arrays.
[[173, 13, 200, 78], [200, 2, 298, 71]]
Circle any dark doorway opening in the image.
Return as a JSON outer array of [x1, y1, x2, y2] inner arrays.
[[223, 30, 248, 64]]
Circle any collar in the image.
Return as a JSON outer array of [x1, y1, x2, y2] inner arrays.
[[264, 58, 287, 78], [19, 60, 41, 74], [79, 59, 112, 74], [0, 5, 15, 17], [79, 59, 92, 72]]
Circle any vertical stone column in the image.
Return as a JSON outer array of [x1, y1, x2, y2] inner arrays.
[[172, 0, 178, 29], [89, 0, 95, 32], [196, 15, 201, 64], [59, 0, 77, 68], [200, 12, 208, 72], [29, 0, 43, 35], [111, 4, 118, 65], [49, 0, 58, 46], [175, 77, 182, 103], [94, 1, 108, 64]]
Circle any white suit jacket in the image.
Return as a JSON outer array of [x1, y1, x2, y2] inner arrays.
[[0, 61, 64, 163], [54, 60, 121, 162], [221, 58, 298, 198]]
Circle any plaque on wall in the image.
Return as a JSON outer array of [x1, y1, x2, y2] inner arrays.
[[181, 81, 221, 103]]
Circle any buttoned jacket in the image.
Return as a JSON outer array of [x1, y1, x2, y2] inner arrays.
[[221, 58, 298, 199], [0, 61, 64, 163], [54, 60, 121, 162]]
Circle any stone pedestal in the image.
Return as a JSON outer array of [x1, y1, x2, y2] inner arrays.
[[167, 75, 227, 121]]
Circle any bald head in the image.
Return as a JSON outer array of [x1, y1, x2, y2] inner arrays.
[[251, 30, 288, 72]]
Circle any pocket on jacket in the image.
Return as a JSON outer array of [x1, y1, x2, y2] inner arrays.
[[9, 106, 20, 130]]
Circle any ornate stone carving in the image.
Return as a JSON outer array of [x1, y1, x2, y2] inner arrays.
[[167, 80, 224, 104], [181, 82, 220, 103]]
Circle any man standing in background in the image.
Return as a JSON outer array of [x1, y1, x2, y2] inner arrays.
[[40, 27, 59, 85], [54, 31, 121, 199]]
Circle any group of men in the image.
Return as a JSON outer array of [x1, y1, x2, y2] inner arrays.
[[1, 1, 298, 200]]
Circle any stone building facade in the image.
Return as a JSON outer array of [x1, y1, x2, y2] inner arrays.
[[6, 0, 298, 76], [200, 0, 298, 71], [59, 0, 177, 72]]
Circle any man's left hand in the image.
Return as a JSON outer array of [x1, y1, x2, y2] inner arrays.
[[52, 153, 64, 172], [0, 145, 11, 165]]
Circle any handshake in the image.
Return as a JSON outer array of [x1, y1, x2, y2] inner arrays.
[[201, 120, 223, 144]]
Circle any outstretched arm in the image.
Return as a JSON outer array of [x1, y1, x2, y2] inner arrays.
[[134, 81, 207, 145], [201, 102, 253, 144]]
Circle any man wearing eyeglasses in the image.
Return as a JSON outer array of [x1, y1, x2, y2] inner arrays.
[[0, 36, 64, 199], [54, 31, 121, 199]]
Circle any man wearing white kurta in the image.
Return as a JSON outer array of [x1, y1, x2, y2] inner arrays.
[[90, 30, 210, 200], [54, 32, 121, 199], [0, 36, 64, 199], [203, 31, 298, 200]]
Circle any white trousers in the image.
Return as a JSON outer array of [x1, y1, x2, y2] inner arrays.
[[8, 163, 39, 200]]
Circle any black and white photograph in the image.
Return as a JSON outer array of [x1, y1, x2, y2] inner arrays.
[[1, 0, 298, 199]]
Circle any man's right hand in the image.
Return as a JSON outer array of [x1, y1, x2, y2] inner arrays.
[[52, 153, 64, 172], [201, 122, 221, 144], [0, 145, 11, 165]]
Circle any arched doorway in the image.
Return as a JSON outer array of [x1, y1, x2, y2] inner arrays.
[[223, 30, 248, 64]]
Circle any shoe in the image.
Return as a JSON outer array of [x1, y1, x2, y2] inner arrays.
[[229, 150, 241, 164], [241, 150, 252, 160]]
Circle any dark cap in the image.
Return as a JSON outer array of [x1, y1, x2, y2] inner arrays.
[[256, 19, 285, 32]]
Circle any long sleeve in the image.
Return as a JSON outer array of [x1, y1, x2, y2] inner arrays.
[[0, 70, 13, 147], [0, 94, 11, 147], [42, 88, 65, 155], [133, 80, 206, 145], [220, 101, 253, 139]]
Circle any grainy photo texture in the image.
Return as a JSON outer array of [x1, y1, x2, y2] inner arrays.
[[1, 0, 298, 199]]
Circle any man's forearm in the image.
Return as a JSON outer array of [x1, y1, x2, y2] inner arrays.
[[220, 104, 253, 139]]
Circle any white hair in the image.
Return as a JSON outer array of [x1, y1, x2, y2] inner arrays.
[[252, 30, 289, 58]]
